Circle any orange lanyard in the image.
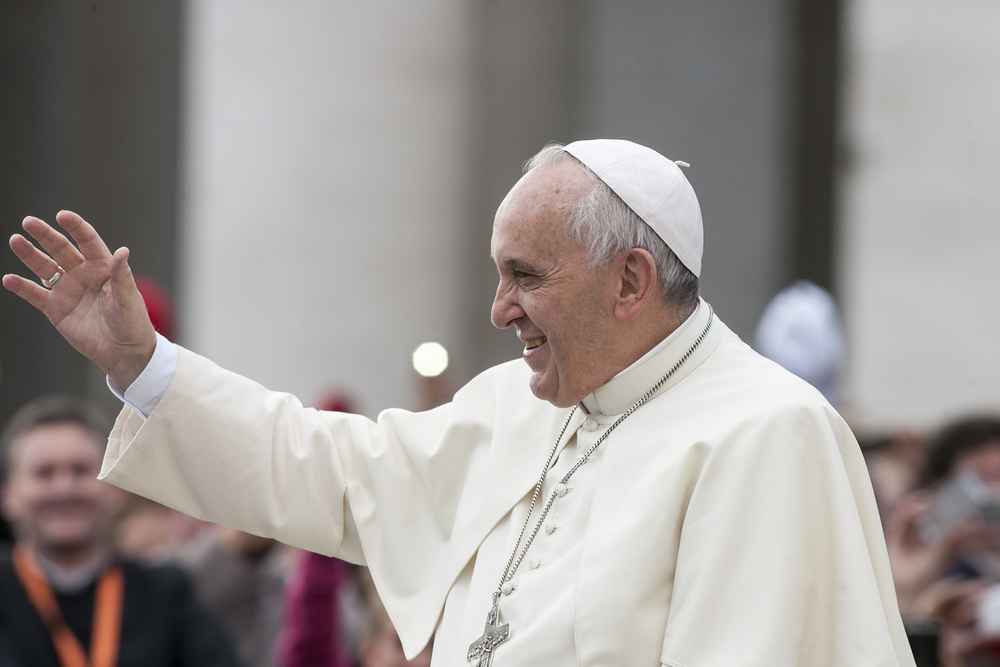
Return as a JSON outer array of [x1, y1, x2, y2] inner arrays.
[[12, 546, 123, 667]]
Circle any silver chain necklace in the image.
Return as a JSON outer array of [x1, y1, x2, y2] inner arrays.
[[467, 310, 714, 667]]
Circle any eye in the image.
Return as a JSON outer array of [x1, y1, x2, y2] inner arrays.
[[35, 465, 56, 481], [514, 269, 537, 282], [516, 273, 544, 292]]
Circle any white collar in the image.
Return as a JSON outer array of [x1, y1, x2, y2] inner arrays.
[[579, 299, 718, 416]]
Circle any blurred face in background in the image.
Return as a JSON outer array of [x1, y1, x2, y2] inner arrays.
[[1, 422, 121, 563], [956, 439, 1000, 491]]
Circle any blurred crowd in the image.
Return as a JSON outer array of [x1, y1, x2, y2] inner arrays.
[[0, 392, 431, 667], [0, 277, 432, 667], [866, 419, 1000, 667], [757, 281, 1000, 667], [1, 278, 997, 667]]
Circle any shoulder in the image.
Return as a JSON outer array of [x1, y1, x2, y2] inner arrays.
[[697, 324, 835, 418], [646, 321, 852, 459]]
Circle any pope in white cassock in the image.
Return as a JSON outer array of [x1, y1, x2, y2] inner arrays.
[[4, 140, 916, 667]]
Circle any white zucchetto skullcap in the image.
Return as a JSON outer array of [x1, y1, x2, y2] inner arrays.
[[564, 139, 704, 277]]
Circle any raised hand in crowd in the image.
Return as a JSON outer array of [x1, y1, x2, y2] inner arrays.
[[885, 491, 1000, 618], [3, 211, 156, 388]]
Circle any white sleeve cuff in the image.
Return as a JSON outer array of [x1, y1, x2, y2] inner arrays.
[[106, 332, 179, 419]]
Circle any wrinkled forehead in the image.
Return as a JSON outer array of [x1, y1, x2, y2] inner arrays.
[[491, 163, 592, 253]]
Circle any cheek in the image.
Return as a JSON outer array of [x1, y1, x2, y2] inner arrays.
[[23, 478, 58, 505], [1, 487, 24, 522], [97, 484, 130, 516]]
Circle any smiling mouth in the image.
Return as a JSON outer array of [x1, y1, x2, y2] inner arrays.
[[525, 336, 547, 350]]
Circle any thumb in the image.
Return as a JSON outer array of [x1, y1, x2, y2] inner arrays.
[[109, 247, 137, 302], [106, 246, 155, 348]]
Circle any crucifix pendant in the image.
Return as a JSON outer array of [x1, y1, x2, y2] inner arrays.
[[467, 593, 509, 667]]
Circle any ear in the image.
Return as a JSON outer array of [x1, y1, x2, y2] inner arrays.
[[614, 248, 658, 323]]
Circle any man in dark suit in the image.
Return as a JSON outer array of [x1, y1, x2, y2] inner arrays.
[[0, 395, 241, 667]]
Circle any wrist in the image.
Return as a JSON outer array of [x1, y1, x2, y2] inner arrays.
[[107, 335, 157, 390]]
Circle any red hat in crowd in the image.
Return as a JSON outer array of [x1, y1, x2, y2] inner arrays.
[[134, 275, 176, 342]]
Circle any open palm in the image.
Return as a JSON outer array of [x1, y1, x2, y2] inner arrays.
[[3, 210, 157, 388]]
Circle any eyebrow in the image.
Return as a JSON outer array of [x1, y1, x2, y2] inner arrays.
[[499, 257, 543, 274]]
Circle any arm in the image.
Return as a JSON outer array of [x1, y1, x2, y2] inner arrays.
[[99, 346, 359, 557]]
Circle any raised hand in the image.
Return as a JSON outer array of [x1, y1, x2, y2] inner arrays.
[[3, 210, 157, 389]]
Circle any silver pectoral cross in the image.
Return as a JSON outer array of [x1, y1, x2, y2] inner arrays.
[[467, 593, 509, 667]]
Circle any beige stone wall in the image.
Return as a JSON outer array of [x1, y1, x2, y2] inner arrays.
[[838, 0, 1000, 430], [179, 0, 474, 414]]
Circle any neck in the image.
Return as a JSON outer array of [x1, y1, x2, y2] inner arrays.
[[581, 299, 712, 416], [32, 540, 103, 572], [617, 301, 695, 372], [29, 543, 112, 593]]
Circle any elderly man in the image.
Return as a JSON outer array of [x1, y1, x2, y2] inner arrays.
[[4, 140, 915, 666], [0, 396, 241, 667]]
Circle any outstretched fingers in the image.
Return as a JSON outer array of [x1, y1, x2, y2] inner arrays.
[[9, 231, 64, 284], [21, 215, 87, 271], [1, 272, 51, 312], [55, 210, 112, 262]]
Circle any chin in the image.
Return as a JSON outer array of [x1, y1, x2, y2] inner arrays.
[[38, 523, 98, 550], [528, 374, 555, 403], [528, 378, 580, 409]]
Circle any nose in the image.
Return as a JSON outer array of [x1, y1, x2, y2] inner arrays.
[[491, 281, 524, 329], [51, 469, 83, 495]]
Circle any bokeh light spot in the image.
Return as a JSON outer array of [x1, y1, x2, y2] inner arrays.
[[413, 342, 449, 377]]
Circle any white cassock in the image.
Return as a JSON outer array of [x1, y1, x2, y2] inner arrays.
[[99, 300, 915, 667]]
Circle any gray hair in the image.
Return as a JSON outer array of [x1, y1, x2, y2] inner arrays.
[[524, 143, 700, 311]]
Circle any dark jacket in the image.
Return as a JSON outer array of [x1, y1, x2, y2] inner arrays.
[[0, 546, 242, 667]]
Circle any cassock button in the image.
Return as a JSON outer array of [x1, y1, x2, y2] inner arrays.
[[555, 483, 568, 497], [544, 521, 556, 534], [528, 558, 540, 570], [583, 419, 599, 432], [501, 582, 514, 595]]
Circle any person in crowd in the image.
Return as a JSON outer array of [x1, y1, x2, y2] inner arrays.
[[114, 494, 213, 561], [0, 357, 12, 545], [4, 139, 915, 665], [754, 279, 844, 405], [883, 416, 1000, 667], [179, 527, 290, 667], [279, 552, 355, 667], [281, 553, 432, 667], [866, 432, 929, 527], [0, 395, 242, 667]]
